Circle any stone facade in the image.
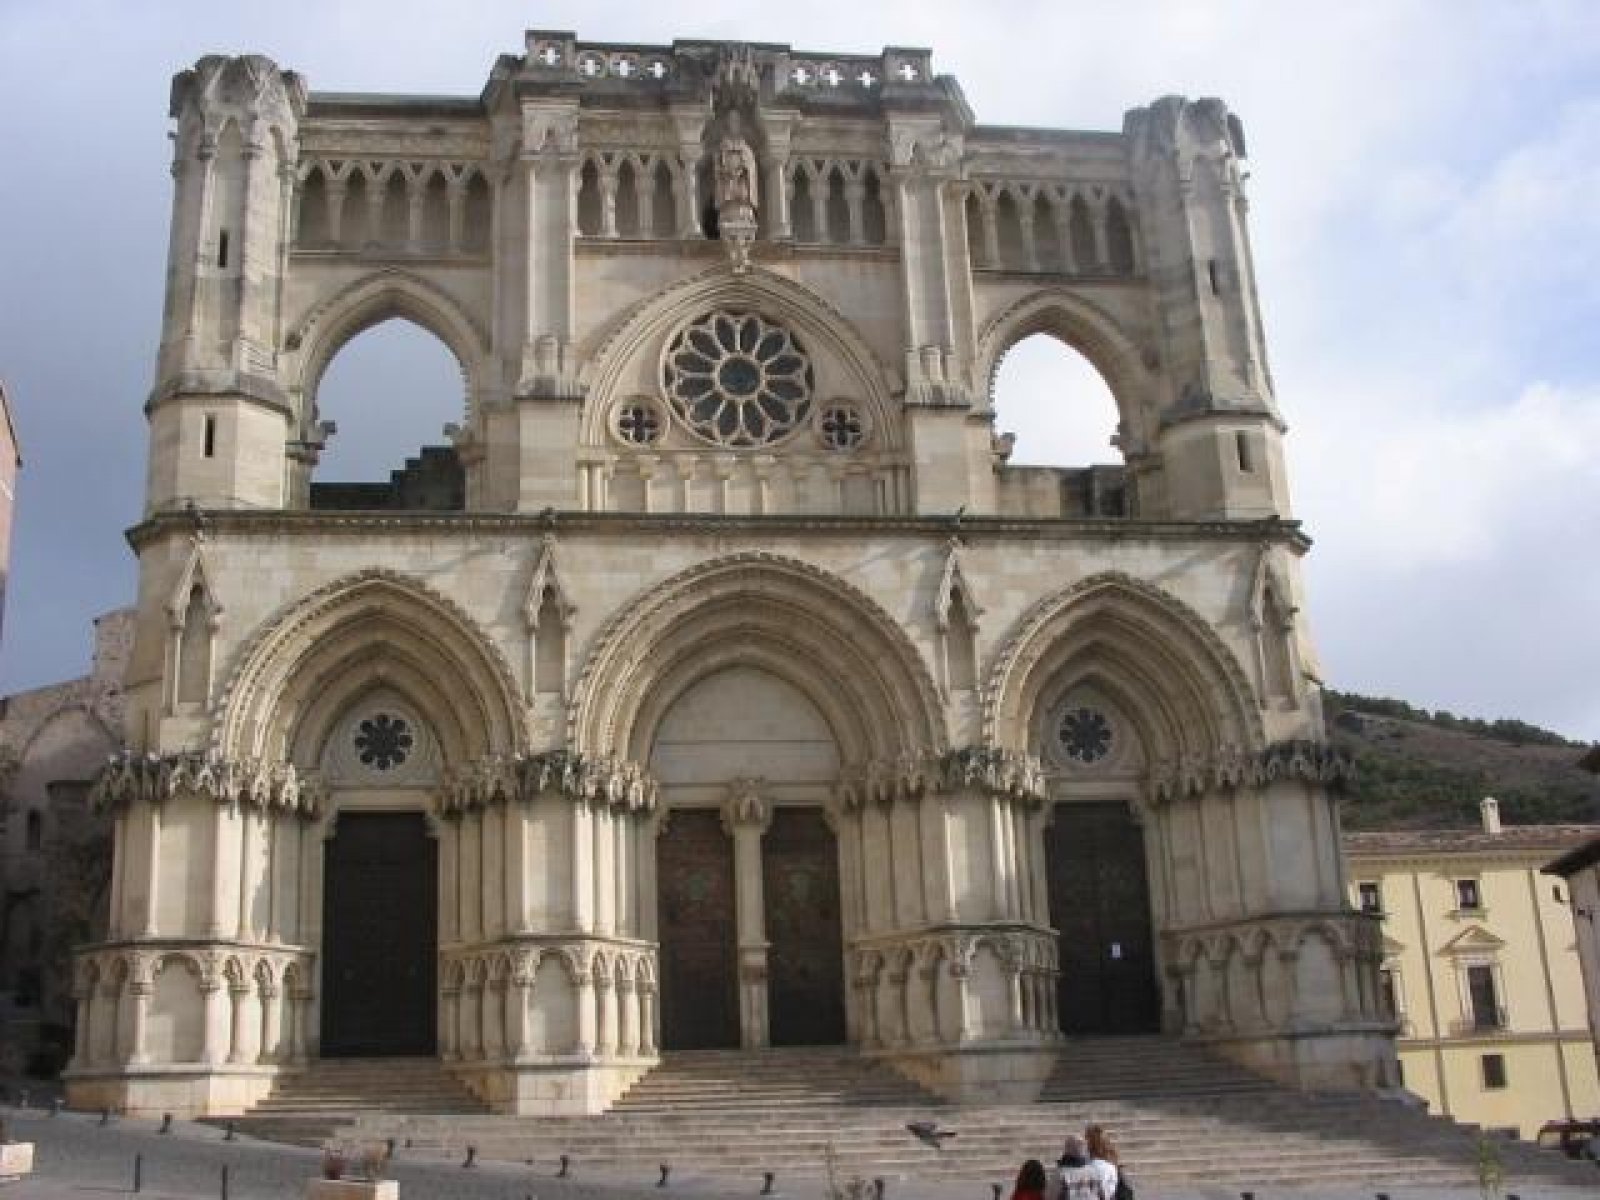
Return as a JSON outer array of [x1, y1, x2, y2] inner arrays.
[[66, 32, 1395, 1117]]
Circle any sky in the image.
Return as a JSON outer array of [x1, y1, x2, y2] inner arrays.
[[0, 1, 1596, 741]]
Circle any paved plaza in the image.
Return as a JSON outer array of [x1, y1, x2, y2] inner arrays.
[[3, 1105, 1597, 1200]]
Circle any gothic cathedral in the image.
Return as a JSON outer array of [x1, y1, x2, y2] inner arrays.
[[66, 33, 1395, 1117]]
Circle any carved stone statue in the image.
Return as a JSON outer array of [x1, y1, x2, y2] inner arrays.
[[714, 113, 759, 213]]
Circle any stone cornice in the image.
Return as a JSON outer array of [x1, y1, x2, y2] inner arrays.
[[438, 749, 658, 815], [127, 507, 1312, 552], [1146, 739, 1352, 804], [92, 753, 325, 818], [835, 745, 1047, 808]]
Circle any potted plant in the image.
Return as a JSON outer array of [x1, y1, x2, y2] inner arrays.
[[307, 1140, 398, 1200]]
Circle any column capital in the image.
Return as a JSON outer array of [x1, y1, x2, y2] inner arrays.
[[720, 776, 772, 834]]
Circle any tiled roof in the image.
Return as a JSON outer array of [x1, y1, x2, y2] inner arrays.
[[1344, 824, 1600, 858]]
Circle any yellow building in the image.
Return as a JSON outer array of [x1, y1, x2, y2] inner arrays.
[[1345, 799, 1600, 1139]]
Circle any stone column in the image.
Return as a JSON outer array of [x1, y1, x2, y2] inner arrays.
[[638, 983, 658, 1055], [616, 977, 638, 1056], [574, 969, 597, 1056], [439, 983, 460, 1061], [126, 980, 152, 1066], [260, 982, 283, 1063], [721, 779, 773, 1049], [201, 976, 230, 1065], [595, 973, 616, 1056], [227, 982, 251, 1064], [506, 971, 531, 1061]]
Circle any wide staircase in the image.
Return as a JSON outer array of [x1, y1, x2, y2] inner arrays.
[[220, 1057, 486, 1145], [228, 1040, 1596, 1191]]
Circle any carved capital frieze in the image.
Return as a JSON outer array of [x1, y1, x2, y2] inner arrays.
[[438, 749, 659, 816], [1145, 739, 1352, 804], [93, 753, 325, 819]]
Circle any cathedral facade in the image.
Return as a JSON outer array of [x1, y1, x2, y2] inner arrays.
[[66, 32, 1394, 1117]]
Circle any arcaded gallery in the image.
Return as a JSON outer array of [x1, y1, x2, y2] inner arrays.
[[66, 31, 1394, 1117]]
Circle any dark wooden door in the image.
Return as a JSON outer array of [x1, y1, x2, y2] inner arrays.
[[1046, 801, 1160, 1033], [763, 807, 846, 1046], [321, 812, 437, 1056], [658, 809, 739, 1049]]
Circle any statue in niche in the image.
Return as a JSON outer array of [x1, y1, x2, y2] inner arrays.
[[713, 111, 760, 272]]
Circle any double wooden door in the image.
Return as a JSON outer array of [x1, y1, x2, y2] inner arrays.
[[1045, 801, 1160, 1033]]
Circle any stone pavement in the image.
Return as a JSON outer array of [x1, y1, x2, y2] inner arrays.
[[3, 1106, 1597, 1200]]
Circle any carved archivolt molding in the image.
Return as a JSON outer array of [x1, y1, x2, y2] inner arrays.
[[92, 752, 324, 818], [438, 749, 658, 815], [834, 744, 1046, 809], [211, 567, 526, 763], [982, 570, 1264, 757], [1145, 739, 1351, 804], [568, 550, 946, 760]]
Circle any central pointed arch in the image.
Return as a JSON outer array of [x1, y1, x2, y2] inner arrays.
[[212, 569, 524, 766], [569, 553, 945, 764]]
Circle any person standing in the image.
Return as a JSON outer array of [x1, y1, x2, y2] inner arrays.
[[1051, 1133, 1108, 1200], [1085, 1124, 1123, 1199], [1011, 1158, 1050, 1200]]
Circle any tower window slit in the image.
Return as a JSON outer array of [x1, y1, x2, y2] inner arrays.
[[1235, 430, 1254, 473], [1207, 258, 1221, 295], [218, 229, 230, 268], [202, 414, 217, 458]]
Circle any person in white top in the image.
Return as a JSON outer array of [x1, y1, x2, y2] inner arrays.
[[1084, 1123, 1122, 1198], [1049, 1133, 1108, 1200]]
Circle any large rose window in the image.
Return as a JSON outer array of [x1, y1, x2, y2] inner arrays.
[[662, 312, 814, 447]]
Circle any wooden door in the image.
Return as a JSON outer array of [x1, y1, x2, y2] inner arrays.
[[321, 811, 437, 1056], [763, 807, 845, 1046], [658, 809, 739, 1049], [1046, 801, 1160, 1033]]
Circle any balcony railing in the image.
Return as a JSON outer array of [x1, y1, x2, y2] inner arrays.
[[1448, 1008, 1508, 1035]]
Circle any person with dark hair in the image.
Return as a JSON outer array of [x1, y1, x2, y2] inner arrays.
[[1084, 1124, 1125, 1198], [1011, 1157, 1049, 1200], [1051, 1132, 1108, 1199]]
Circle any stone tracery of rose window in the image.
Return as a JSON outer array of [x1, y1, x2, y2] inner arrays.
[[661, 311, 814, 447]]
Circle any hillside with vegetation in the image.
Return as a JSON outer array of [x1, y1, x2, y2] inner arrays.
[[1324, 690, 1600, 831]]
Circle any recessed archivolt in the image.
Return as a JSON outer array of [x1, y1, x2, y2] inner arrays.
[[974, 287, 1156, 452], [569, 552, 945, 762], [286, 268, 490, 426], [983, 571, 1262, 761], [575, 265, 905, 450], [211, 568, 525, 765]]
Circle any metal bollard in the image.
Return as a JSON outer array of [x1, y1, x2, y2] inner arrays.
[[658, 1162, 670, 1187], [463, 1145, 477, 1168], [874, 1177, 885, 1199], [159, 1113, 173, 1134], [992, 1185, 1003, 1200], [557, 1153, 570, 1178], [760, 1171, 776, 1195], [100, 1107, 112, 1126], [224, 1120, 236, 1141], [133, 1153, 143, 1193], [17, 1089, 29, 1109], [385, 1137, 396, 1159], [50, 1098, 62, 1117], [221, 1165, 230, 1200]]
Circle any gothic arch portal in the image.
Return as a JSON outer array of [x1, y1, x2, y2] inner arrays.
[[211, 568, 525, 765], [983, 571, 1264, 763], [568, 553, 945, 764]]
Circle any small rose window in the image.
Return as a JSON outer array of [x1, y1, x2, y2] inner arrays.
[[662, 312, 814, 447], [1057, 706, 1113, 765], [613, 400, 664, 446], [818, 404, 866, 451], [354, 713, 413, 771]]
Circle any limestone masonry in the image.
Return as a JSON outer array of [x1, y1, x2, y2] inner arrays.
[[66, 32, 1396, 1117]]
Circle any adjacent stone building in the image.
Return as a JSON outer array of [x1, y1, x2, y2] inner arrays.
[[0, 611, 129, 1064], [65, 32, 1394, 1117]]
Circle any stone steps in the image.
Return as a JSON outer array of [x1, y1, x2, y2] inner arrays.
[[226, 1041, 1596, 1190]]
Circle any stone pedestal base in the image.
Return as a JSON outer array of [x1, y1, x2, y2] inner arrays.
[[307, 1180, 398, 1200], [451, 1056, 654, 1115], [1199, 1023, 1400, 1091], [64, 1063, 281, 1118], [873, 1043, 1056, 1104], [0, 1142, 35, 1181]]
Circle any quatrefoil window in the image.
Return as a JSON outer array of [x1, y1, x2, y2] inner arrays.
[[819, 405, 865, 451], [614, 400, 663, 446], [662, 312, 814, 447], [1057, 706, 1114, 765], [354, 713, 413, 771]]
